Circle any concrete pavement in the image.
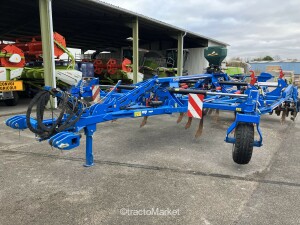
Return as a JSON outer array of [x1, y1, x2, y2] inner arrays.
[[0, 104, 299, 225]]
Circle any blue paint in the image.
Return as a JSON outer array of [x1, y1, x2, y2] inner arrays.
[[5, 71, 299, 166]]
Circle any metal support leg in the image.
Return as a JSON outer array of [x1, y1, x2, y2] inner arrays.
[[84, 124, 96, 167], [132, 17, 139, 83], [39, 0, 57, 108], [177, 32, 185, 76]]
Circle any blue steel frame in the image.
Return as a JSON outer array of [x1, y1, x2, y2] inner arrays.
[[5, 72, 299, 166]]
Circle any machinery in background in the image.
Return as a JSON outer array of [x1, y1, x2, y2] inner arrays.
[[77, 47, 189, 85], [0, 32, 82, 106], [140, 49, 189, 79], [77, 49, 134, 85]]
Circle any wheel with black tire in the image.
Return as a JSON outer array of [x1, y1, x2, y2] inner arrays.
[[232, 123, 254, 164], [4, 91, 19, 106]]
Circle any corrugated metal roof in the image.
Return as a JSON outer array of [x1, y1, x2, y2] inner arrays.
[[93, 0, 229, 46], [250, 62, 300, 74], [0, 0, 228, 50]]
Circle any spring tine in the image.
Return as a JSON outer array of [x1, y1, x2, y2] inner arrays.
[[177, 113, 184, 123], [208, 109, 213, 115], [281, 110, 286, 124], [140, 116, 148, 128], [203, 108, 209, 115], [213, 109, 220, 122], [291, 108, 296, 121], [185, 117, 193, 129], [195, 117, 204, 138]]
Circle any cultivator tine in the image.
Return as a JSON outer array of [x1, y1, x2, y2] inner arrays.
[[177, 113, 185, 123], [195, 117, 204, 138], [213, 109, 220, 122], [281, 111, 286, 124], [203, 108, 209, 115], [185, 117, 193, 129], [140, 116, 148, 128], [208, 109, 213, 115]]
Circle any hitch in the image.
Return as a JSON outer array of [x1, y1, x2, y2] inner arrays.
[[49, 132, 81, 150]]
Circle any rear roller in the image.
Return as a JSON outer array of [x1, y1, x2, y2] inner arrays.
[[232, 123, 254, 164]]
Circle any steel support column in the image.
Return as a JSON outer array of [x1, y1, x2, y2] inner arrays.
[[39, 0, 56, 108], [177, 32, 185, 76], [132, 17, 139, 83]]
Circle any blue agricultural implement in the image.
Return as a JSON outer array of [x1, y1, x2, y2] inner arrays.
[[6, 47, 299, 166]]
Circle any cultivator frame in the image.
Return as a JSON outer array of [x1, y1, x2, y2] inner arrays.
[[6, 68, 299, 166]]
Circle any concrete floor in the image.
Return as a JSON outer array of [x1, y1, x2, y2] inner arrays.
[[0, 99, 299, 225]]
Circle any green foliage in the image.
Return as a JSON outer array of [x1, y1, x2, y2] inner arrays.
[[253, 56, 274, 61], [262, 56, 274, 61]]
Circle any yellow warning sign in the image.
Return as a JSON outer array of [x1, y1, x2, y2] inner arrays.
[[134, 111, 142, 117], [0, 81, 23, 92]]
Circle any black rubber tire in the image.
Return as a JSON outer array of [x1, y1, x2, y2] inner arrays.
[[4, 92, 19, 106], [232, 123, 254, 164]]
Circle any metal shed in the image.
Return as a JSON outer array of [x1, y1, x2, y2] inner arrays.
[[1, 0, 228, 86], [250, 62, 300, 75]]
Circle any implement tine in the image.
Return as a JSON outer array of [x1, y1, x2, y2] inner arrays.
[[140, 116, 148, 128], [213, 109, 220, 122], [195, 117, 204, 138], [281, 110, 286, 124], [208, 109, 213, 115], [185, 117, 193, 129], [177, 113, 184, 123]]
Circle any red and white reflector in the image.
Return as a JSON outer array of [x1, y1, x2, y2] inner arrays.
[[187, 94, 204, 119], [92, 85, 101, 103]]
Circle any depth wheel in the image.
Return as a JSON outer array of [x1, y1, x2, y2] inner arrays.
[[232, 123, 254, 164]]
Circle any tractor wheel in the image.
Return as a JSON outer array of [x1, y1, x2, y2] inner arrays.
[[232, 123, 254, 165], [4, 92, 19, 106]]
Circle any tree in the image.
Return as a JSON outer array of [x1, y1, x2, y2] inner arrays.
[[262, 56, 274, 61]]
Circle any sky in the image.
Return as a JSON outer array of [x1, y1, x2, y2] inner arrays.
[[103, 0, 300, 60]]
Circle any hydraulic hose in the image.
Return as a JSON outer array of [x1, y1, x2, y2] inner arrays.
[[26, 90, 84, 139]]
